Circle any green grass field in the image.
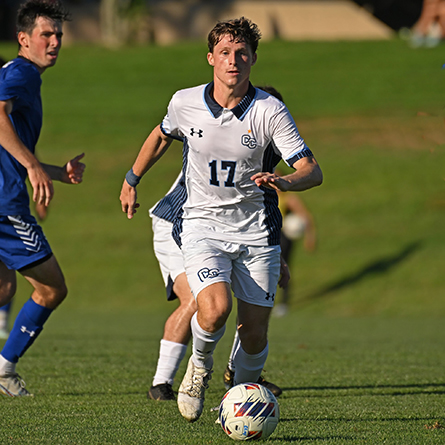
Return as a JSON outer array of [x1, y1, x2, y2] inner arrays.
[[0, 37, 444, 444]]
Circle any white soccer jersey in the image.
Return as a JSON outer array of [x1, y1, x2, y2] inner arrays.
[[161, 82, 313, 247]]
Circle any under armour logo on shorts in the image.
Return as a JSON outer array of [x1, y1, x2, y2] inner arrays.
[[197, 267, 220, 282]]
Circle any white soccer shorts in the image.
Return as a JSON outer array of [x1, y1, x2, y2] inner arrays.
[[151, 215, 185, 299], [181, 231, 281, 308]]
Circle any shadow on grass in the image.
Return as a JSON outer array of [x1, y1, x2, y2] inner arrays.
[[282, 382, 445, 397], [273, 435, 354, 442], [297, 241, 422, 306]]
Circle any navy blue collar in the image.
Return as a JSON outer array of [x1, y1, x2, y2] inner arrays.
[[204, 81, 256, 120]]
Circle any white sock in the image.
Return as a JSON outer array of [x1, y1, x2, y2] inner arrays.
[[0, 354, 16, 376], [191, 312, 225, 370], [227, 330, 240, 372], [152, 339, 187, 386], [233, 343, 269, 385]]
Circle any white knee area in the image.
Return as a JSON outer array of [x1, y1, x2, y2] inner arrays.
[[191, 312, 225, 369], [233, 342, 269, 385]]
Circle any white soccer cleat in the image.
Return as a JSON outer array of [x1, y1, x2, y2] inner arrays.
[[177, 357, 212, 422], [0, 373, 33, 397]]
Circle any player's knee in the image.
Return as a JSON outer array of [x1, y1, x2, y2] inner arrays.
[[54, 282, 68, 304], [37, 282, 68, 309], [239, 329, 268, 354]]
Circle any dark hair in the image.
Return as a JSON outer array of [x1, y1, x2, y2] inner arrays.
[[255, 85, 283, 102], [208, 17, 261, 54], [16, 0, 71, 35]]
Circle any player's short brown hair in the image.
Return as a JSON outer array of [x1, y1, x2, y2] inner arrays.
[[17, 0, 71, 35], [208, 17, 261, 54]]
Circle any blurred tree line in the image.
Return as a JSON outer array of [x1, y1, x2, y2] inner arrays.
[[1, 0, 425, 44]]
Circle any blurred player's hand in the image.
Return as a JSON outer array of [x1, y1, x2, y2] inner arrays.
[[278, 256, 290, 288], [63, 153, 86, 184]]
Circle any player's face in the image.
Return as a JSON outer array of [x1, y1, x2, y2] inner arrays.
[[207, 34, 257, 89], [18, 16, 63, 73]]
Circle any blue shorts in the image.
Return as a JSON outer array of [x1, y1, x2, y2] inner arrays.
[[0, 215, 52, 271]]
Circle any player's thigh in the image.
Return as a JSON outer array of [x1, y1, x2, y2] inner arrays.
[[173, 272, 196, 308], [0, 260, 17, 304], [231, 245, 281, 308], [20, 254, 67, 309], [237, 299, 272, 354], [195, 281, 232, 332]]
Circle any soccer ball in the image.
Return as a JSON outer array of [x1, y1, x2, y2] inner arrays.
[[218, 383, 280, 441]]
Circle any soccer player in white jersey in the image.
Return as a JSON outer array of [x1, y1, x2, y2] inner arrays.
[[148, 164, 286, 401], [120, 17, 323, 422]]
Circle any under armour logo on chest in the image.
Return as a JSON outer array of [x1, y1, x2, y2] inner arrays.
[[190, 128, 203, 138]]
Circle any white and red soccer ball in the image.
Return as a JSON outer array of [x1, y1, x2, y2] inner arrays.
[[218, 382, 280, 441]]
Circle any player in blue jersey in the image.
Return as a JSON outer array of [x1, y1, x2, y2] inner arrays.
[[120, 17, 322, 421], [0, 55, 11, 341], [0, 0, 85, 397]]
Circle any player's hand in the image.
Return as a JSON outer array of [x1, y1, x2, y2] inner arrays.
[[120, 179, 140, 219], [63, 153, 86, 184], [250, 172, 290, 191], [27, 164, 54, 206], [278, 256, 290, 289]]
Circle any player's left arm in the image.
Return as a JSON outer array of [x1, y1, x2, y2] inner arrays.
[[41, 153, 86, 184], [251, 155, 323, 192]]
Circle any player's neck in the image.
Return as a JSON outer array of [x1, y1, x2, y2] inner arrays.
[[17, 51, 45, 74], [212, 80, 249, 109]]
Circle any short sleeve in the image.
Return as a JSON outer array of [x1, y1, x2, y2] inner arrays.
[[270, 105, 313, 167], [0, 59, 41, 112], [160, 93, 185, 141]]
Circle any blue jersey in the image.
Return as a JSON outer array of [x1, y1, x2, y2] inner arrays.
[[0, 57, 43, 215]]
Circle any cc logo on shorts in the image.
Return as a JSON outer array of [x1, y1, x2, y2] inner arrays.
[[197, 267, 220, 282]]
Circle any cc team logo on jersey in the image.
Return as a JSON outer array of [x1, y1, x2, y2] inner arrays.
[[190, 128, 203, 138], [241, 130, 257, 149]]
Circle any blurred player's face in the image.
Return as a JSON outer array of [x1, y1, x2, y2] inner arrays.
[[18, 16, 63, 73], [207, 34, 257, 90]]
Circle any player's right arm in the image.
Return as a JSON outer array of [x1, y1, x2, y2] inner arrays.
[[0, 99, 54, 206], [120, 124, 173, 219]]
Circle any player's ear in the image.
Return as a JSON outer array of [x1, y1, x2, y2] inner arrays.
[[251, 53, 257, 66], [18, 31, 29, 49], [207, 52, 215, 66]]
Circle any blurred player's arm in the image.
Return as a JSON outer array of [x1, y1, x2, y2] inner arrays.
[[251, 156, 322, 192], [41, 153, 86, 185], [278, 255, 290, 289], [0, 99, 54, 206], [120, 124, 173, 219]]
